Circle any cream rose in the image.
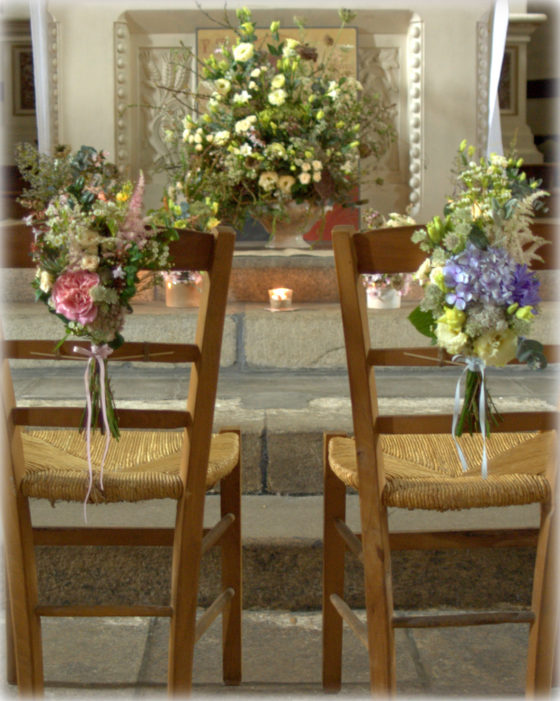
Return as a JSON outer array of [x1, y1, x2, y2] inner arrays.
[[473, 329, 518, 367]]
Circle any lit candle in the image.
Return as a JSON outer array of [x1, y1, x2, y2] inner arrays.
[[268, 287, 293, 310]]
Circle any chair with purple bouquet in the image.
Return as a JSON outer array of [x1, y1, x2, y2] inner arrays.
[[323, 218, 558, 696], [1, 224, 241, 695]]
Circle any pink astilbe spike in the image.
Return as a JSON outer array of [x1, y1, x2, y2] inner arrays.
[[121, 170, 147, 246]]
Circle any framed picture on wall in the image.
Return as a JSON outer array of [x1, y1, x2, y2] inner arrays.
[[12, 44, 36, 116]]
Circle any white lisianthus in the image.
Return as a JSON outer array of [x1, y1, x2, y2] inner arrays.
[[268, 89, 287, 106], [271, 74, 286, 89], [38, 269, 54, 293], [214, 78, 231, 95], [298, 172, 311, 185], [233, 42, 254, 62], [238, 143, 253, 156], [267, 142, 287, 159], [235, 118, 252, 134], [413, 258, 431, 284], [473, 329, 518, 367], [282, 38, 299, 57], [214, 130, 230, 145], [435, 322, 469, 356], [250, 67, 262, 78], [278, 175, 295, 194], [258, 171, 279, 191], [233, 90, 251, 105], [249, 81, 258, 90]]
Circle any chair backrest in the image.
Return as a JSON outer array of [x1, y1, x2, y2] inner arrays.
[[1, 225, 236, 496], [331, 223, 558, 489]]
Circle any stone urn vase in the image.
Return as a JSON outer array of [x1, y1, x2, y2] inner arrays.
[[257, 201, 323, 249], [366, 287, 402, 309]]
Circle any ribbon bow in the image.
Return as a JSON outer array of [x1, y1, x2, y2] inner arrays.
[[452, 355, 488, 478], [73, 343, 113, 518]]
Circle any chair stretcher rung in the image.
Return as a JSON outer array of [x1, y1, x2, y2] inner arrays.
[[393, 610, 535, 628], [201, 513, 235, 554], [329, 594, 368, 649], [195, 588, 235, 644], [36, 604, 173, 617]]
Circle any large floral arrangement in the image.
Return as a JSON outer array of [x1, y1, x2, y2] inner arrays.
[[160, 7, 394, 235], [409, 141, 548, 447], [16, 144, 175, 440]]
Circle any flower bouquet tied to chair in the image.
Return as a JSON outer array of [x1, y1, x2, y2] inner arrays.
[[409, 141, 549, 474], [15, 144, 175, 449], [160, 7, 394, 247]]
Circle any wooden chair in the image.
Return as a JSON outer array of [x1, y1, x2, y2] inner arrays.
[[323, 223, 558, 696], [1, 226, 241, 695]]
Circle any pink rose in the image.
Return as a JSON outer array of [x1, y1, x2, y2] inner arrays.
[[51, 270, 99, 325]]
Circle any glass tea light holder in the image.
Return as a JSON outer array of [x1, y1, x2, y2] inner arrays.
[[268, 287, 293, 311]]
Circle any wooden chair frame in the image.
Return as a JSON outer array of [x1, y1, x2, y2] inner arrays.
[[323, 223, 558, 696], [1, 226, 241, 695]]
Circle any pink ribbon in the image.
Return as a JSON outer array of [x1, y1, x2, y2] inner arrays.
[[73, 343, 113, 517]]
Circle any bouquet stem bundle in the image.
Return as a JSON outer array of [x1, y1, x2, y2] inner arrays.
[[455, 368, 501, 437], [82, 356, 120, 440]]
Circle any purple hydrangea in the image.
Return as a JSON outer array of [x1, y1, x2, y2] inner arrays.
[[442, 242, 540, 311]]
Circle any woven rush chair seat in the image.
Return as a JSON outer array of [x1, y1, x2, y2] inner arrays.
[[20, 429, 239, 503], [328, 432, 551, 510]]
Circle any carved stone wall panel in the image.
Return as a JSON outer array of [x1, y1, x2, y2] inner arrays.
[[407, 15, 423, 215], [48, 19, 60, 147], [138, 47, 192, 177]]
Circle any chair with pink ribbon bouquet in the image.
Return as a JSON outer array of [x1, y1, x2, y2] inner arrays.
[[322, 142, 557, 695], [2, 145, 241, 695]]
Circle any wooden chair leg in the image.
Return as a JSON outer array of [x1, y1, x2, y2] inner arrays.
[[219, 430, 242, 685], [526, 499, 558, 696], [5, 575, 17, 686], [322, 433, 347, 692], [168, 497, 204, 695], [3, 495, 44, 696]]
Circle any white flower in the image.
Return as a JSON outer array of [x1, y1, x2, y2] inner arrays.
[[235, 118, 252, 134], [233, 90, 251, 105], [266, 142, 287, 159], [233, 42, 254, 62], [38, 269, 53, 293], [80, 255, 99, 272], [250, 67, 262, 78], [215, 78, 231, 94], [258, 171, 279, 191], [282, 38, 299, 57], [268, 89, 287, 106], [312, 160, 323, 171], [214, 130, 230, 146], [249, 81, 258, 90], [238, 143, 253, 156], [113, 266, 125, 279], [271, 73, 286, 89], [313, 171, 322, 182], [278, 175, 295, 194], [435, 322, 468, 355], [301, 162, 311, 172], [413, 258, 431, 284], [298, 172, 311, 185], [473, 329, 518, 367]]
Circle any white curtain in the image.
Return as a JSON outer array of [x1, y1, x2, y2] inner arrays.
[[487, 0, 509, 156], [29, 0, 51, 153]]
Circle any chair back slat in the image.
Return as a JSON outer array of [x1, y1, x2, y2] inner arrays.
[[1, 224, 218, 272], [12, 406, 192, 429], [367, 344, 560, 367], [376, 411, 557, 435], [4, 339, 200, 363]]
